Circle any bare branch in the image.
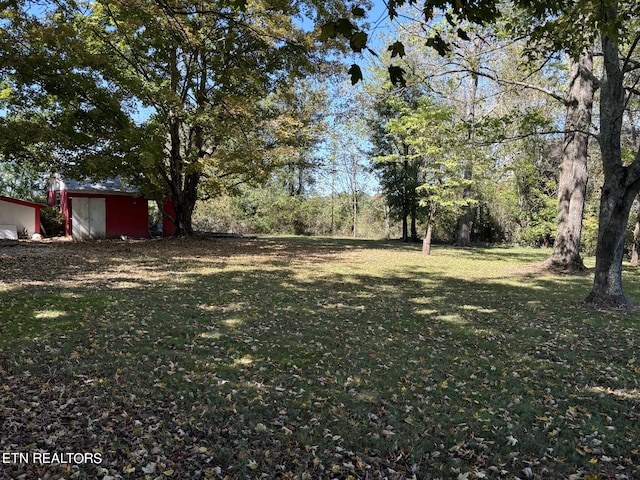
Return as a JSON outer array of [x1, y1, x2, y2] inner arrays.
[[622, 34, 640, 74], [471, 68, 568, 105], [474, 127, 599, 147]]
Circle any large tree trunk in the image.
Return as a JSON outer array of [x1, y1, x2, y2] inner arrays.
[[165, 113, 200, 236], [422, 223, 433, 255], [587, 14, 640, 306], [401, 205, 408, 242], [586, 177, 639, 305], [163, 47, 206, 237], [547, 51, 596, 272], [167, 153, 199, 237]]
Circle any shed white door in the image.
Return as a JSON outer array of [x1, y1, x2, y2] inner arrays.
[[72, 197, 106, 240]]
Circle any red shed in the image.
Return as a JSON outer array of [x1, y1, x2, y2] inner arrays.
[[0, 195, 45, 239], [47, 177, 175, 240]]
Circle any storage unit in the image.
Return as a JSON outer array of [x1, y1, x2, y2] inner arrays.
[[0, 196, 45, 239], [47, 177, 174, 240]]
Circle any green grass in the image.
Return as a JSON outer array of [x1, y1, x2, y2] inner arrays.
[[1, 237, 639, 479]]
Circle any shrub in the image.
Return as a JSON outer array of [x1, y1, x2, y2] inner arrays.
[[40, 207, 65, 237]]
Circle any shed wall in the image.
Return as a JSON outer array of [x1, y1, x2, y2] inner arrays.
[[54, 191, 150, 239], [0, 199, 39, 236], [105, 195, 149, 238]]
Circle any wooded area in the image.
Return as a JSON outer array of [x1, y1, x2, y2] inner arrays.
[[2, 0, 640, 305]]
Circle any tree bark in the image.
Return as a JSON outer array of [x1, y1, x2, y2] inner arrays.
[[422, 223, 433, 255], [410, 197, 417, 241], [164, 47, 206, 237], [586, 178, 638, 306], [631, 210, 639, 266], [422, 205, 436, 255], [587, 9, 640, 306], [401, 202, 408, 242], [401, 155, 409, 242], [547, 51, 596, 272]]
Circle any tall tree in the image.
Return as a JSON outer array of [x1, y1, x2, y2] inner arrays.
[[75, 0, 339, 235], [369, 86, 424, 242], [397, 18, 503, 247], [454, 34, 481, 247], [585, 1, 640, 305], [1, 0, 134, 175], [547, 50, 598, 272], [376, 96, 471, 254], [3, 0, 349, 236], [325, 118, 372, 239]]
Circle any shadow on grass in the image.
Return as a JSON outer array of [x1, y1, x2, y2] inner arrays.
[[1, 237, 638, 479]]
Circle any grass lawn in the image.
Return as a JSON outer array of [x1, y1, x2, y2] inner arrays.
[[0, 236, 639, 480]]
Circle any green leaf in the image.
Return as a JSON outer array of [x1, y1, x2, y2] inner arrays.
[[335, 18, 356, 38], [457, 28, 470, 41], [319, 22, 337, 41], [387, 41, 405, 58], [351, 6, 366, 18], [230, 0, 248, 10], [348, 64, 363, 85], [350, 31, 368, 53], [387, 0, 406, 20], [426, 34, 451, 56], [388, 65, 406, 87]]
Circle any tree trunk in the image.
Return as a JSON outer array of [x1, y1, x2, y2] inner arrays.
[[164, 46, 199, 237], [457, 68, 478, 247], [330, 165, 336, 235], [422, 223, 433, 255], [457, 206, 473, 246], [165, 112, 200, 237], [587, 13, 640, 306], [384, 202, 390, 239], [548, 51, 596, 272], [586, 181, 638, 305], [401, 155, 409, 242], [410, 198, 417, 241], [631, 210, 639, 266], [169, 170, 200, 237], [422, 206, 436, 255], [628, 113, 639, 267], [352, 192, 357, 238], [401, 207, 408, 242]]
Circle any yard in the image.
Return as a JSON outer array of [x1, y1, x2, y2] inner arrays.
[[0, 237, 638, 480]]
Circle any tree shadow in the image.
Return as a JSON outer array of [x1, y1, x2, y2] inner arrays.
[[1, 237, 638, 479]]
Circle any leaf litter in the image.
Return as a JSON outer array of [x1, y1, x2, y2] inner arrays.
[[0, 237, 638, 479]]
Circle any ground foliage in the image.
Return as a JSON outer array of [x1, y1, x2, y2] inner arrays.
[[0, 237, 639, 480]]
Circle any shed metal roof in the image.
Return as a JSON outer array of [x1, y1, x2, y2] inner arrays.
[[51, 176, 140, 194]]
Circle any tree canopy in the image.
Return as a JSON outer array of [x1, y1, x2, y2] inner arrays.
[[4, 0, 640, 304], [1, 0, 353, 233]]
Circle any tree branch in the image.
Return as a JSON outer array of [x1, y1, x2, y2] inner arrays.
[[474, 127, 598, 147], [471, 68, 568, 105]]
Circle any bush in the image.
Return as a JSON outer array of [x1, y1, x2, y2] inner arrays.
[[580, 215, 599, 256], [40, 207, 66, 237]]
